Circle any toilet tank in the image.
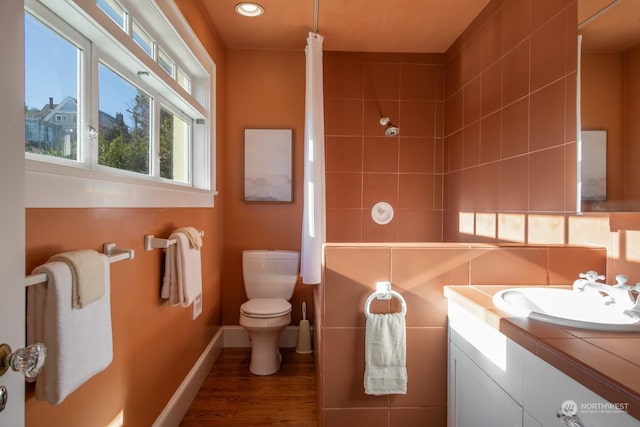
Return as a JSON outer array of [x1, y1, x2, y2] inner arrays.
[[242, 250, 300, 300]]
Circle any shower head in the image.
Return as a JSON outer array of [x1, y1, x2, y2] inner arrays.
[[385, 125, 399, 137], [379, 117, 400, 137]]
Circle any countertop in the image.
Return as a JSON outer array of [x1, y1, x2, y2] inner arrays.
[[444, 285, 640, 421]]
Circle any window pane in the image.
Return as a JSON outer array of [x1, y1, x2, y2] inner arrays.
[[97, 0, 127, 31], [176, 67, 191, 93], [98, 63, 150, 174], [24, 13, 79, 160], [133, 20, 153, 57], [158, 48, 175, 77], [160, 107, 190, 183]]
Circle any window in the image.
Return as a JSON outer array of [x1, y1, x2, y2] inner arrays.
[[24, 0, 215, 208]]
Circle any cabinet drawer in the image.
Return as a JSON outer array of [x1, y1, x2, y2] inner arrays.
[[523, 351, 640, 427]]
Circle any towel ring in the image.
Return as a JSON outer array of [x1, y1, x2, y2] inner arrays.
[[364, 282, 407, 318]]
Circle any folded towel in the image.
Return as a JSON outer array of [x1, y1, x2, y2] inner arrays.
[[161, 231, 202, 307], [49, 249, 106, 308], [175, 227, 202, 250], [27, 259, 113, 405], [364, 312, 407, 395]]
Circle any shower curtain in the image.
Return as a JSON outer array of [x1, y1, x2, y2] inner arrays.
[[300, 32, 325, 285]]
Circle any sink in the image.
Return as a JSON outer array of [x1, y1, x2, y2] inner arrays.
[[492, 287, 640, 331]]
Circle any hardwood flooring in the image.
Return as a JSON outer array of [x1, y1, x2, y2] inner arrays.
[[180, 348, 317, 426]]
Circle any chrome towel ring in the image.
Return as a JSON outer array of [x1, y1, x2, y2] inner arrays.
[[364, 281, 407, 318]]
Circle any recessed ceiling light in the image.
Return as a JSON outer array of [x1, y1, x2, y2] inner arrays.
[[235, 2, 264, 17]]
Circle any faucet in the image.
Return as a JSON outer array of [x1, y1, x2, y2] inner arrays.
[[573, 271, 637, 308]]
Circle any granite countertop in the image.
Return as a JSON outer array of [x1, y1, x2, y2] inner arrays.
[[444, 285, 640, 421]]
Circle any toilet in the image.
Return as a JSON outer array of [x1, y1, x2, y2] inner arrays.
[[239, 249, 300, 375]]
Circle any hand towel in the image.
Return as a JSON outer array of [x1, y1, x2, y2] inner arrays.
[[161, 231, 202, 307], [49, 249, 105, 308], [174, 226, 202, 250], [364, 312, 407, 395], [26, 259, 113, 405]]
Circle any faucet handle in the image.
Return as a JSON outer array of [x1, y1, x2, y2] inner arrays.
[[579, 270, 605, 282], [615, 274, 629, 285]]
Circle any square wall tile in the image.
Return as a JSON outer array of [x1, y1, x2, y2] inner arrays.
[[396, 210, 442, 242], [364, 62, 401, 100], [469, 247, 548, 284], [391, 247, 469, 326], [399, 174, 434, 210], [530, 78, 566, 151], [401, 64, 444, 101], [364, 137, 399, 173], [326, 209, 362, 242], [326, 136, 363, 173], [400, 100, 437, 137], [463, 122, 480, 169], [501, 0, 531, 53], [500, 156, 529, 211], [390, 328, 448, 407], [502, 40, 530, 106], [530, 9, 568, 91], [324, 246, 391, 327], [325, 98, 363, 136], [481, 60, 502, 116], [323, 327, 383, 408], [501, 97, 529, 158], [399, 138, 435, 173], [326, 172, 362, 209], [529, 146, 566, 212], [364, 173, 399, 208], [463, 77, 481, 126], [324, 61, 363, 99], [480, 111, 501, 163], [548, 246, 607, 284]]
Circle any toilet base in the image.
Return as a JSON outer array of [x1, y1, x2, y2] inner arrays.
[[239, 313, 291, 375]]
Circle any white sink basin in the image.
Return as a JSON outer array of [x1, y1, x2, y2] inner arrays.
[[492, 287, 640, 331]]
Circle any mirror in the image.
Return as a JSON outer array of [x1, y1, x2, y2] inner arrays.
[[579, 0, 640, 212]]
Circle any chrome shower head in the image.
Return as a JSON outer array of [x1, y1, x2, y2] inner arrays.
[[385, 125, 399, 137], [379, 117, 399, 137]]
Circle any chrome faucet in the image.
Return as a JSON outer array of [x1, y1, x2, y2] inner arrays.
[[573, 271, 637, 308]]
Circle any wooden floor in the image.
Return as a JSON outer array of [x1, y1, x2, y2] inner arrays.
[[180, 348, 318, 426]]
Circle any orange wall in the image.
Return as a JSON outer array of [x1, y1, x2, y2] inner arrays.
[[25, 1, 226, 425], [222, 48, 314, 326], [443, 0, 577, 241], [324, 52, 445, 242]]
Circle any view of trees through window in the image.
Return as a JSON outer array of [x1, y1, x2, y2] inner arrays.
[[26, 12, 191, 182]]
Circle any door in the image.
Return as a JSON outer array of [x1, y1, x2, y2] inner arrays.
[[0, 1, 26, 425]]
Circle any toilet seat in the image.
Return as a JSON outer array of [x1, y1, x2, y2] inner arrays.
[[240, 298, 292, 318]]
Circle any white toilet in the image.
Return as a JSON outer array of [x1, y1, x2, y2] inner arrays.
[[239, 249, 300, 375]]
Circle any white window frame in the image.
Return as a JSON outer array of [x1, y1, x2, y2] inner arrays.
[[24, 0, 216, 208]]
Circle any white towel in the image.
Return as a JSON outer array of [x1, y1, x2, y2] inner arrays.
[[26, 259, 113, 405], [161, 231, 202, 307], [364, 313, 407, 395]]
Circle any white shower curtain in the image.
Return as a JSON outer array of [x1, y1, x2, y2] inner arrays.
[[300, 32, 325, 285]]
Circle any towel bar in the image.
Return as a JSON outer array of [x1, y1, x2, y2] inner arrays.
[[144, 230, 205, 251], [364, 281, 407, 318], [24, 243, 135, 287]]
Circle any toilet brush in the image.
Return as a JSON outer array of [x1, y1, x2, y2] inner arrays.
[[296, 302, 312, 354]]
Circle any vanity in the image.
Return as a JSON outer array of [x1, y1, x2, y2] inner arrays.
[[445, 285, 640, 427]]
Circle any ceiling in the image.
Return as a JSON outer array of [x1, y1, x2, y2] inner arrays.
[[198, 0, 492, 53], [579, 0, 640, 52]]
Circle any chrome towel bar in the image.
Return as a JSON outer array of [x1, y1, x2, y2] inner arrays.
[[144, 230, 204, 251]]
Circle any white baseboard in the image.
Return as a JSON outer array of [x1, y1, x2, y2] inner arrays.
[[153, 327, 224, 427], [223, 325, 301, 348]]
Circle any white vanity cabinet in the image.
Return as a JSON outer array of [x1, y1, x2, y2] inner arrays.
[[448, 301, 640, 427]]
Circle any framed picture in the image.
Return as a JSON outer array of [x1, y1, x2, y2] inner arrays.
[[244, 128, 293, 203], [580, 130, 607, 201]]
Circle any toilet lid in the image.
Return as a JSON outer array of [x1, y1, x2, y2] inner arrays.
[[240, 298, 292, 318]]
